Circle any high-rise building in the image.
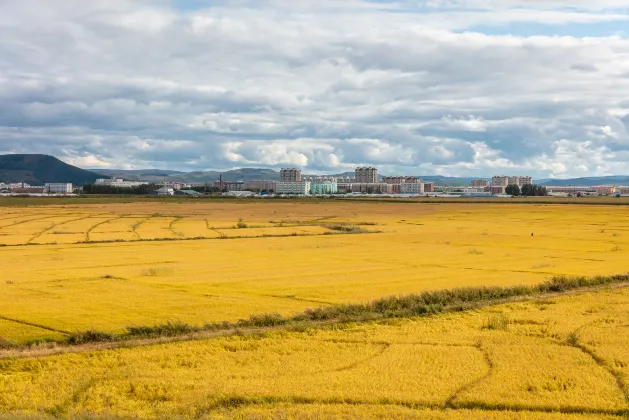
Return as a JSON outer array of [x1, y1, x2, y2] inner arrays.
[[493, 175, 532, 188], [355, 167, 378, 183], [491, 176, 509, 187], [280, 168, 301, 182]]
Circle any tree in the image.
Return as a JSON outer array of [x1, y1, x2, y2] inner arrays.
[[520, 184, 548, 197], [505, 184, 521, 196]]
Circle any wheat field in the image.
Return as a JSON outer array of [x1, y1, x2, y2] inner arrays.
[[1, 201, 629, 344]]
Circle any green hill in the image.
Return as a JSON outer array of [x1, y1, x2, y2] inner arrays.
[[0, 154, 102, 185]]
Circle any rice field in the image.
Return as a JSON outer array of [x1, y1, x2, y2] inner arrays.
[[1, 201, 629, 344], [0, 286, 627, 419]]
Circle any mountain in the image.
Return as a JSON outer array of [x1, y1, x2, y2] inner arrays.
[[538, 176, 629, 186], [92, 168, 281, 182], [0, 154, 102, 185]]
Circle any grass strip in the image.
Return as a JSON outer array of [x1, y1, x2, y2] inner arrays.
[[3, 274, 628, 350]]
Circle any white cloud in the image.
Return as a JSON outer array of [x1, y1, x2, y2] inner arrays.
[[1, 0, 629, 178]]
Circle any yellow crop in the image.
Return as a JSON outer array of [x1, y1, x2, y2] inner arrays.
[[2, 202, 629, 343], [0, 285, 627, 419]]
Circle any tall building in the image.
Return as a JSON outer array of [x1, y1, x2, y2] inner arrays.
[[423, 183, 435, 193], [493, 175, 532, 187], [491, 176, 509, 187], [280, 168, 301, 182], [471, 179, 489, 188], [355, 167, 378, 183]]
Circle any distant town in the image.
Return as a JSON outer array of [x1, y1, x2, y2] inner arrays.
[[2, 166, 629, 198]]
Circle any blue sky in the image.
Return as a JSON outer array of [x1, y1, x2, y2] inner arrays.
[[1, 0, 629, 178]]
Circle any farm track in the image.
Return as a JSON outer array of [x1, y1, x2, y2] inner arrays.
[[0, 214, 78, 230], [0, 315, 71, 335], [26, 214, 100, 244], [2, 282, 628, 361], [85, 215, 126, 242], [443, 340, 493, 409], [567, 326, 629, 404]]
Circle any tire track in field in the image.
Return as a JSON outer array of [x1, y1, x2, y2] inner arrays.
[[85, 215, 126, 242], [566, 324, 629, 404], [168, 216, 185, 237], [27, 214, 100, 244], [0, 315, 71, 335], [196, 394, 628, 419], [0, 214, 75, 231], [131, 215, 157, 239], [443, 339, 494, 409]]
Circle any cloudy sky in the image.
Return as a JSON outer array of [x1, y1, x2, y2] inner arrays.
[[2, 0, 629, 177]]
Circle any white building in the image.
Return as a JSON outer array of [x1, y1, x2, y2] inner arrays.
[[276, 181, 311, 195], [45, 183, 73, 194], [400, 183, 424, 194], [95, 178, 148, 187]]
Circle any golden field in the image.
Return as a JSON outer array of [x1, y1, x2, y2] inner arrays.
[[0, 285, 627, 419], [1, 201, 629, 343]]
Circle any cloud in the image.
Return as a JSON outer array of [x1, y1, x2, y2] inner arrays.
[[0, 0, 629, 178]]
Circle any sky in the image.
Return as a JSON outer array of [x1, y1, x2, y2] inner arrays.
[[2, 0, 629, 177]]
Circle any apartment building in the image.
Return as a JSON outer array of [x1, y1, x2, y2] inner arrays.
[[355, 167, 378, 183], [280, 168, 302, 182], [491, 176, 509, 187], [593, 186, 615, 195], [45, 183, 73, 194], [471, 179, 489, 187], [382, 176, 420, 184], [490, 186, 506, 194], [400, 183, 423, 194], [310, 181, 338, 194], [423, 183, 435, 193], [493, 176, 532, 187], [303, 176, 338, 183], [276, 181, 311, 195], [244, 180, 277, 191]]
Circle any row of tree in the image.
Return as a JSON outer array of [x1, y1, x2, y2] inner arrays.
[[505, 184, 548, 196]]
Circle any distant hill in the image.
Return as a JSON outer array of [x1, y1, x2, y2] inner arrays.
[[93, 168, 281, 182], [0, 154, 102, 185], [538, 176, 629, 186]]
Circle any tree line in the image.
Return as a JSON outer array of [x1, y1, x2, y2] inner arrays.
[[505, 184, 548, 196]]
